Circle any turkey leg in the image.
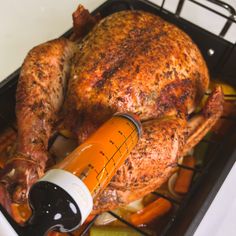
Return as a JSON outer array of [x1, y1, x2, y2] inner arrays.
[[0, 5, 96, 213], [181, 86, 224, 156], [92, 86, 224, 213]]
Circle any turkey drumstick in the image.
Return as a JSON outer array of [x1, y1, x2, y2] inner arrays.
[[0, 5, 97, 213]]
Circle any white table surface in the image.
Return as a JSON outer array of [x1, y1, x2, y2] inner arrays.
[[0, 1, 236, 235], [194, 161, 236, 236], [0, 0, 105, 81]]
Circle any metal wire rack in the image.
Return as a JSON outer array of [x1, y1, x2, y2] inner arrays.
[[0, 0, 235, 235]]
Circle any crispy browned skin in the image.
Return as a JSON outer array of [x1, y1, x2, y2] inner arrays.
[[93, 117, 186, 213], [71, 5, 100, 40], [63, 10, 209, 142], [17, 38, 75, 165], [0, 38, 76, 206], [93, 87, 224, 213], [0, 5, 100, 212], [181, 86, 224, 156], [0, 8, 223, 215]]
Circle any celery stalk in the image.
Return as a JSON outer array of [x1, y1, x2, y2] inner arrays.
[[90, 226, 142, 236]]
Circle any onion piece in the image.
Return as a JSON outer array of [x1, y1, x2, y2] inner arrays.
[[168, 173, 182, 200], [94, 212, 117, 226], [178, 156, 183, 165], [121, 198, 144, 213], [49, 135, 77, 162]]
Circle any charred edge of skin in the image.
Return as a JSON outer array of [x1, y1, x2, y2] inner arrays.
[[94, 59, 126, 89], [91, 17, 168, 90], [72, 5, 100, 40], [202, 86, 224, 118], [157, 79, 193, 114]]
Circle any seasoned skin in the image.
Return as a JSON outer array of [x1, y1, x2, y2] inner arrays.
[[93, 117, 186, 213], [16, 38, 75, 165], [0, 5, 99, 212], [0, 7, 221, 216], [63, 10, 209, 142], [93, 87, 224, 213], [71, 5, 100, 40], [0, 38, 76, 205], [181, 86, 224, 156]]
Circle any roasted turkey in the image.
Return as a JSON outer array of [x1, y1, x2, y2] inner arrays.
[[0, 5, 223, 215]]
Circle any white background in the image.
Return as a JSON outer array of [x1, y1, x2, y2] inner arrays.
[[0, 0, 105, 81], [0, 0, 236, 81], [0, 1, 236, 235]]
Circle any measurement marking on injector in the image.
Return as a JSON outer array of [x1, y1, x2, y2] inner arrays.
[[118, 130, 130, 153], [130, 132, 135, 146], [99, 150, 110, 161], [93, 166, 99, 175], [126, 121, 134, 130], [95, 128, 137, 182], [110, 139, 122, 155], [104, 166, 109, 176]]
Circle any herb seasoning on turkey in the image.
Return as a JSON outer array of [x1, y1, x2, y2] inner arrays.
[[0, 5, 223, 216]]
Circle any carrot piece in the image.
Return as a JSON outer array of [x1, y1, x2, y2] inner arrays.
[[174, 156, 196, 194], [129, 198, 172, 226], [48, 232, 69, 236], [11, 203, 31, 224], [0, 157, 5, 168], [84, 214, 95, 224]]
